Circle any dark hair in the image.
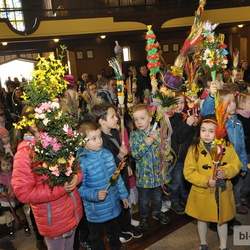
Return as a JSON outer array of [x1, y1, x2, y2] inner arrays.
[[223, 82, 240, 92], [89, 103, 116, 123], [199, 72, 212, 88], [191, 114, 217, 161], [76, 119, 100, 139], [96, 77, 108, 89], [139, 65, 147, 71], [192, 114, 230, 161]]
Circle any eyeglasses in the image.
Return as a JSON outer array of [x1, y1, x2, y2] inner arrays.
[[89, 87, 97, 91]]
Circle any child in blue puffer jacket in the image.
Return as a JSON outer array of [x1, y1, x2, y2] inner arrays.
[[76, 119, 129, 250], [200, 88, 248, 216]]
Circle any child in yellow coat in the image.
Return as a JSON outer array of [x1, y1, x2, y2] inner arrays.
[[184, 115, 242, 250]]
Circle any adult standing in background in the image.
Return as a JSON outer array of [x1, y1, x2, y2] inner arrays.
[[240, 60, 250, 84], [80, 73, 90, 93], [136, 65, 151, 103]]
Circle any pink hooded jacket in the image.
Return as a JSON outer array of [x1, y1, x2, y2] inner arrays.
[[11, 140, 83, 238]]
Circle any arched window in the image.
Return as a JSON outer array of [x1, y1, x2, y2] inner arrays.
[[0, 0, 25, 32]]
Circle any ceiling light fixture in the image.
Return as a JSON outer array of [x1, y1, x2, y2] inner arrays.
[[238, 24, 244, 28], [100, 35, 106, 39], [2, 42, 8, 46], [53, 38, 59, 42]]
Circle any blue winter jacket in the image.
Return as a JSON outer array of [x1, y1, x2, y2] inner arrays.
[[77, 147, 128, 223], [200, 95, 248, 171]]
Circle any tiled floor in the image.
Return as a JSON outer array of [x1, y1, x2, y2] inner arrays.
[[146, 211, 250, 250], [0, 204, 250, 249]]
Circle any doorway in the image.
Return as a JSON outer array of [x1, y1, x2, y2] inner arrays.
[[0, 59, 35, 90]]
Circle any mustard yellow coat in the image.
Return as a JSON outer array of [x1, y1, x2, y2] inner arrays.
[[184, 141, 242, 224]]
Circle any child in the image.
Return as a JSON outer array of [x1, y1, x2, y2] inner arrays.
[[117, 120, 139, 227], [96, 77, 114, 104], [169, 92, 198, 214], [12, 120, 82, 250], [89, 103, 142, 243], [0, 154, 31, 239], [0, 114, 12, 131], [184, 115, 242, 250], [201, 88, 249, 215], [236, 92, 250, 208], [76, 119, 129, 250], [129, 104, 169, 230], [0, 127, 15, 157]]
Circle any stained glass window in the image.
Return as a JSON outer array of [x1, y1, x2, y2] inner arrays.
[[0, 0, 25, 32]]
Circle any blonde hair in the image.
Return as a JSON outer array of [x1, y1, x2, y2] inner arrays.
[[132, 104, 149, 115], [218, 89, 234, 101], [0, 154, 13, 172], [173, 91, 184, 97], [76, 119, 100, 139], [236, 92, 250, 109]]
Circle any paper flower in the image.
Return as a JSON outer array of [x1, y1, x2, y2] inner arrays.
[[201, 23, 228, 80]]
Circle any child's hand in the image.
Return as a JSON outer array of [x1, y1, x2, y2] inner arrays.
[[208, 177, 216, 188], [151, 78, 158, 93], [127, 166, 133, 177], [149, 130, 158, 140], [129, 66, 137, 77], [241, 171, 247, 177], [145, 136, 154, 145], [98, 190, 108, 201], [64, 175, 78, 193], [210, 81, 217, 97], [186, 115, 198, 126], [118, 145, 128, 158], [216, 167, 226, 179], [122, 198, 129, 209]]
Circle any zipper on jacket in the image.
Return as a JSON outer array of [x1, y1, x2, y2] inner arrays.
[[177, 145, 182, 158], [47, 203, 52, 226], [70, 192, 79, 222]]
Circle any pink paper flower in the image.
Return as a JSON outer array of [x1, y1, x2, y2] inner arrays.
[[41, 132, 62, 151], [52, 169, 60, 177], [35, 102, 53, 113], [65, 166, 73, 176], [63, 124, 73, 136]]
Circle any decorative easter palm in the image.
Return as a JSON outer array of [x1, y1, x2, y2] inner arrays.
[[183, 57, 203, 116], [232, 48, 239, 79], [181, 0, 207, 116], [210, 94, 230, 193], [165, 0, 205, 90], [201, 22, 228, 105], [0, 183, 20, 222], [126, 66, 137, 115], [13, 46, 82, 190], [106, 156, 127, 190], [145, 25, 160, 80], [108, 41, 125, 145]]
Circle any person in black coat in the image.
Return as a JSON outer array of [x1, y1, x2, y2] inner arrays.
[[169, 92, 198, 215]]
